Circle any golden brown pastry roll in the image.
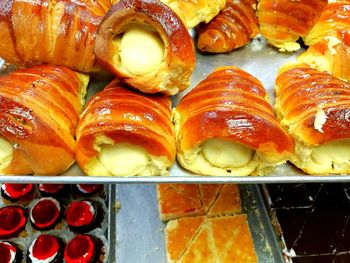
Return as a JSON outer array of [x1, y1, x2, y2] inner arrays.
[[197, 0, 259, 53], [300, 2, 350, 82], [0, 65, 88, 175], [298, 32, 350, 82], [174, 66, 293, 176], [257, 0, 327, 52], [0, 0, 110, 72], [275, 63, 350, 175], [95, 0, 195, 95], [76, 79, 176, 176], [160, 0, 226, 29], [304, 1, 350, 45]]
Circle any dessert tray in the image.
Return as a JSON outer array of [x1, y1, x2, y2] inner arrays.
[[114, 184, 283, 262], [1, 38, 349, 183], [0, 183, 115, 262]]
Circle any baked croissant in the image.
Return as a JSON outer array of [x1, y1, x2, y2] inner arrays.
[[76, 79, 176, 176], [300, 2, 350, 82], [275, 63, 350, 175], [160, 0, 226, 29], [0, 65, 88, 175], [197, 0, 259, 53], [257, 0, 327, 52], [0, 0, 111, 72], [298, 32, 350, 82], [304, 1, 350, 46], [95, 0, 195, 95], [173, 66, 293, 176]]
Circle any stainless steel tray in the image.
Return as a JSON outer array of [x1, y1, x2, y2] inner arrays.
[[114, 184, 283, 263], [1, 37, 350, 183]]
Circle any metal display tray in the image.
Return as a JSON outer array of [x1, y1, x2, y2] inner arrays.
[[1, 38, 350, 183], [114, 184, 283, 263]]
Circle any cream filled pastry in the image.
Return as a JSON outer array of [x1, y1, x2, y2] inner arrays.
[[257, 0, 327, 51], [95, 0, 195, 95], [76, 79, 176, 176], [0, 65, 88, 175], [275, 62, 350, 175], [174, 66, 293, 176]]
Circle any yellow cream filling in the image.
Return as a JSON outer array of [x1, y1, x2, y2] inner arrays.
[[119, 24, 164, 75], [202, 138, 253, 168], [0, 137, 13, 171], [98, 143, 149, 176], [311, 140, 350, 172]]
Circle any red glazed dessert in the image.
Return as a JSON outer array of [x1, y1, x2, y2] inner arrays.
[[0, 241, 22, 263], [75, 184, 103, 197], [38, 184, 66, 197], [30, 198, 62, 231], [28, 234, 64, 263], [64, 235, 100, 263], [0, 206, 27, 239], [65, 200, 101, 233], [1, 184, 34, 202]]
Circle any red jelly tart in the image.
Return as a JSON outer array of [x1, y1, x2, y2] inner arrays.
[[75, 184, 102, 197], [1, 184, 34, 202], [28, 234, 64, 263], [38, 184, 66, 197], [30, 198, 62, 230], [0, 241, 22, 263], [65, 201, 99, 233], [0, 206, 27, 239], [64, 235, 99, 263]]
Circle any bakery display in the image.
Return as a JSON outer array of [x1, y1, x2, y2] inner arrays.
[[0, 241, 22, 263], [29, 197, 62, 231], [76, 80, 176, 176], [1, 183, 34, 202], [27, 234, 64, 263], [174, 66, 293, 176], [0, 0, 111, 72], [64, 234, 102, 263], [65, 200, 100, 233], [257, 0, 327, 51], [157, 184, 241, 221], [0, 65, 88, 175], [299, 2, 350, 82], [197, 0, 259, 53], [0, 206, 27, 239], [275, 63, 350, 174], [95, 0, 195, 95], [160, 0, 226, 29]]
